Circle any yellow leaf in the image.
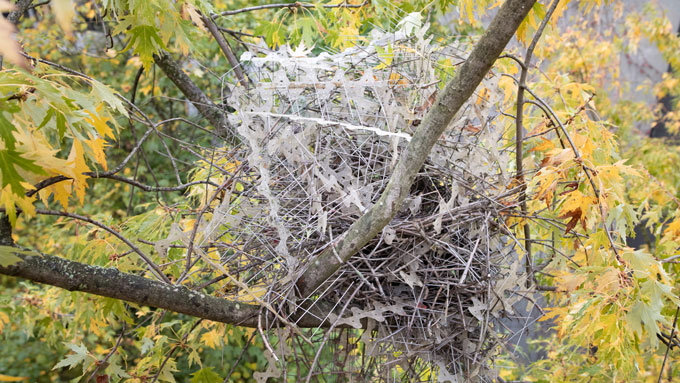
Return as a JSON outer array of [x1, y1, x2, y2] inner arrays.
[[0, 185, 36, 226], [498, 76, 515, 104], [200, 329, 222, 349], [0, 311, 9, 333], [594, 268, 620, 294], [561, 189, 595, 216], [464, 0, 474, 24], [182, 3, 207, 32], [40, 182, 72, 210], [530, 137, 555, 152], [556, 272, 586, 292], [0, 375, 28, 382], [67, 140, 91, 205], [664, 217, 680, 238], [85, 133, 108, 171], [84, 105, 114, 139]]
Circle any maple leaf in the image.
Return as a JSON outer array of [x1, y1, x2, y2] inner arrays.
[[0, 185, 36, 225], [199, 329, 222, 349], [84, 106, 114, 139], [181, 3, 207, 33], [52, 342, 91, 370], [85, 133, 109, 171], [560, 207, 583, 234], [67, 140, 91, 205], [190, 367, 222, 383], [124, 25, 166, 70], [0, 149, 46, 194], [0, 246, 23, 267], [530, 137, 555, 152]]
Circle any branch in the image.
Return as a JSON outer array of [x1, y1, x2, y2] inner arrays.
[[216, 1, 367, 17], [515, 0, 560, 283], [296, 0, 537, 297], [153, 51, 235, 140], [0, 250, 332, 328], [27, 173, 218, 198], [2, 207, 169, 283], [201, 14, 248, 87], [7, 0, 33, 24]]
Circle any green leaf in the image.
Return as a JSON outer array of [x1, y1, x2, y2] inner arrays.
[[190, 367, 222, 383], [124, 25, 166, 70], [52, 343, 90, 370], [0, 150, 46, 194], [0, 246, 27, 267], [0, 112, 17, 152], [90, 80, 128, 117]]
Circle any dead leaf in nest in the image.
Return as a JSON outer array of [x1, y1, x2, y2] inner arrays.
[[463, 122, 481, 133], [414, 90, 437, 114]]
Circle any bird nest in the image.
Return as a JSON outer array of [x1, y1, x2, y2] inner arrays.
[[188, 20, 530, 383]]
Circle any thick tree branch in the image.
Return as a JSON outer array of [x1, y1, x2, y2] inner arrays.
[[296, 0, 537, 297], [0, 251, 331, 328], [153, 51, 234, 140]]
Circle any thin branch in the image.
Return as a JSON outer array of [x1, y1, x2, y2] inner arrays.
[[215, 1, 367, 17], [201, 14, 248, 87], [26, 0, 49, 10], [2, 207, 169, 283], [153, 51, 235, 141], [658, 307, 679, 383], [523, 87, 622, 262], [515, 0, 560, 283]]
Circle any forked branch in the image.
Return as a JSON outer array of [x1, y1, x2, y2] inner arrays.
[[296, 0, 537, 297]]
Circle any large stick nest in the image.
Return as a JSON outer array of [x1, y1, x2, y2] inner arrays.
[[187, 21, 531, 382]]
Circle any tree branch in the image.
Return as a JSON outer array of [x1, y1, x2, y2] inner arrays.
[[201, 14, 248, 87], [515, 0, 560, 284], [0, 251, 332, 328], [215, 1, 367, 17], [296, 0, 537, 297], [153, 51, 235, 140]]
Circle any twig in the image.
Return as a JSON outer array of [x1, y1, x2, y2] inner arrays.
[[201, 14, 248, 87], [215, 1, 367, 17], [658, 307, 679, 383], [514, 0, 560, 284], [85, 323, 126, 382], [1, 207, 169, 283]]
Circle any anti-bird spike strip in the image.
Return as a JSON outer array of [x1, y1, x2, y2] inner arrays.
[[184, 12, 533, 383]]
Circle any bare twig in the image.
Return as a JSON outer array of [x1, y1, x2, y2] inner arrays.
[[215, 1, 367, 17], [658, 307, 679, 383], [201, 14, 248, 87], [515, 0, 560, 283]]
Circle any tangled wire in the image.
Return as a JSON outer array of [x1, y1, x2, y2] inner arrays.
[[182, 19, 532, 383]]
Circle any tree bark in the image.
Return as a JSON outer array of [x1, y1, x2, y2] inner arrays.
[[296, 0, 537, 297], [0, 251, 330, 328]]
